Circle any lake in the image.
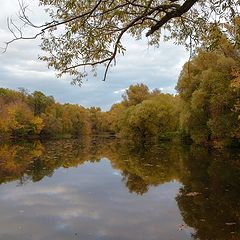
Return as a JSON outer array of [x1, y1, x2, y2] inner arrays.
[[0, 138, 239, 240]]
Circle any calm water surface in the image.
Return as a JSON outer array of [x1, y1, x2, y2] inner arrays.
[[0, 138, 239, 240]]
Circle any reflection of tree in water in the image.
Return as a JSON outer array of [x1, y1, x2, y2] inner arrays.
[[176, 146, 240, 240], [105, 140, 182, 195], [0, 141, 44, 184], [0, 138, 183, 191], [0, 138, 99, 184], [122, 172, 149, 195], [0, 138, 240, 239]]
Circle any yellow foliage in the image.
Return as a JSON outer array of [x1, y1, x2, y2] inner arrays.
[[30, 117, 44, 134]]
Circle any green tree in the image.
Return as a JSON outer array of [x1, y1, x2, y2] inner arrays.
[[63, 104, 91, 136], [27, 91, 55, 116], [41, 103, 64, 136], [118, 93, 178, 139], [176, 50, 240, 147], [107, 103, 126, 132]]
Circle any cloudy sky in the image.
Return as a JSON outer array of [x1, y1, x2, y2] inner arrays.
[[0, 0, 188, 111]]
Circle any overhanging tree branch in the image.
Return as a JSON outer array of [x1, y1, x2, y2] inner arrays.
[[146, 0, 198, 37], [2, 0, 239, 83]]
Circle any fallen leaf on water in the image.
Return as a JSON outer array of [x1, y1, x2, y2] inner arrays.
[[186, 192, 201, 196], [225, 222, 237, 226]]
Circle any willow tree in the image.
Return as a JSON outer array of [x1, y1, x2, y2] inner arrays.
[[176, 49, 240, 147], [4, 0, 240, 83]]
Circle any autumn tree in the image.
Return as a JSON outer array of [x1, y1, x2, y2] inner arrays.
[[5, 102, 44, 137], [40, 103, 64, 136], [0, 88, 26, 104], [0, 87, 93, 139], [27, 91, 55, 116], [122, 83, 151, 106], [176, 49, 240, 147], [107, 103, 127, 132], [88, 107, 111, 134], [118, 93, 179, 139], [63, 104, 91, 136], [0, 88, 44, 138], [231, 69, 240, 137], [41, 103, 92, 137], [4, 0, 240, 83]]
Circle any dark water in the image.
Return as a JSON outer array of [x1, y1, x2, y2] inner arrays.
[[0, 138, 239, 240]]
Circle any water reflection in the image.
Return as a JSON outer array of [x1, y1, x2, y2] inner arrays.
[[0, 138, 239, 239], [177, 147, 240, 240]]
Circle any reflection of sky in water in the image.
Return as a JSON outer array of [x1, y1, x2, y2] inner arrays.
[[0, 159, 192, 240]]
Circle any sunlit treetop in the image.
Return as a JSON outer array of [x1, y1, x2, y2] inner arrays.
[[4, 0, 240, 84]]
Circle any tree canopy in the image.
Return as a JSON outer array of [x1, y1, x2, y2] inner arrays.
[[176, 48, 240, 147], [4, 0, 240, 83]]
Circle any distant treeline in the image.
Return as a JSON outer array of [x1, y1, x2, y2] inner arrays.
[[0, 85, 179, 140], [0, 46, 240, 147]]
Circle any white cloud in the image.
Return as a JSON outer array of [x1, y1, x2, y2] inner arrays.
[[0, 1, 189, 110], [0, 163, 190, 240], [113, 88, 127, 94]]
